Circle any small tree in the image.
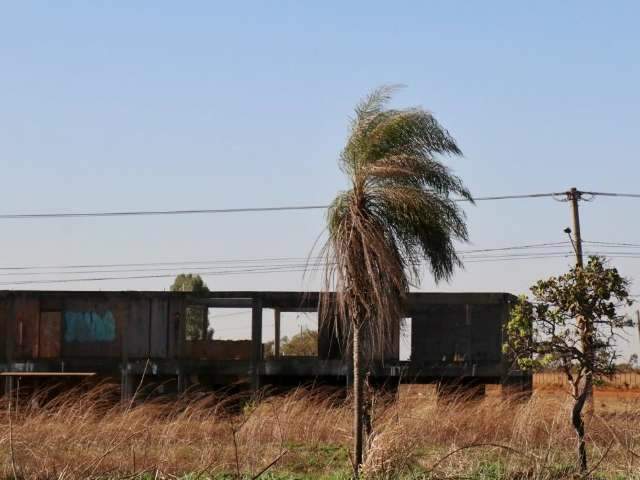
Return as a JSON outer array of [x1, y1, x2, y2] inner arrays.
[[170, 274, 212, 340], [281, 329, 318, 356], [505, 256, 632, 474]]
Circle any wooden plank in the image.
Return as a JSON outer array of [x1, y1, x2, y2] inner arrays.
[[168, 296, 185, 359], [126, 298, 150, 358], [188, 298, 253, 308], [1, 372, 96, 377], [14, 295, 40, 359], [39, 311, 62, 358], [150, 297, 168, 358], [0, 298, 7, 360], [62, 296, 121, 357]]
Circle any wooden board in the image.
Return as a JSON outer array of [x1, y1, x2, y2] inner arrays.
[[0, 299, 7, 360], [39, 311, 62, 358], [62, 296, 123, 358], [168, 297, 184, 359], [150, 297, 168, 358], [126, 298, 150, 358], [14, 295, 40, 359]]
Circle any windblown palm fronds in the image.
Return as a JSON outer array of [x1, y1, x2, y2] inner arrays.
[[318, 85, 472, 472], [321, 85, 472, 355]]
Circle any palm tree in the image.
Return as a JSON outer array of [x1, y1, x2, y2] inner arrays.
[[319, 86, 472, 472]]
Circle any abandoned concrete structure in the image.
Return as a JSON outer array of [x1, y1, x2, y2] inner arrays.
[[0, 290, 531, 397]]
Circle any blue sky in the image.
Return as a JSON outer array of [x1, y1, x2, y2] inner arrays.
[[1, 2, 639, 353]]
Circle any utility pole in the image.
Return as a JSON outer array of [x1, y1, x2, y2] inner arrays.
[[568, 187, 584, 268], [637, 310, 640, 356], [566, 188, 594, 411]]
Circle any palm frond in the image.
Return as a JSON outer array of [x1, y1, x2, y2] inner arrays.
[[319, 86, 471, 362]]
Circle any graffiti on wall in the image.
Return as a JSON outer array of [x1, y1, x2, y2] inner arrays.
[[64, 311, 116, 342]]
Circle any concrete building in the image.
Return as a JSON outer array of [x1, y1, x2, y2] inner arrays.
[[0, 290, 531, 397]]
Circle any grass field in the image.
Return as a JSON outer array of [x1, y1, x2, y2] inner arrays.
[[1, 383, 640, 479]]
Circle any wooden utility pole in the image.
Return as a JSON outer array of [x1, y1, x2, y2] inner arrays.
[[636, 310, 640, 356], [568, 187, 584, 268], [567, 188, 593, 412]]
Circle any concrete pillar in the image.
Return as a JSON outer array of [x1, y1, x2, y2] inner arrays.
[[274, 308, 281, 359], [177, 369, 188, 395], [120, 366, 134, 402], [3, 375, 13, 398], [250, 298, 263, 390]]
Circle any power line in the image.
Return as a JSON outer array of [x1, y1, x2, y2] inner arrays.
[[5, 242, 640, 287], [0, 251, 576, 278], [6, 189, 640, 221], [584, 241, 640, 248], [0, 257, 311, 271], [0, 189, 637, 222], [583, 192, 640, 199], [0, 253, 582, 287], [0, 192, 570, 221], [0, 241, 571, 272]]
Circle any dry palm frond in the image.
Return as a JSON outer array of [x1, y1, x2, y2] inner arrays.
[[319, 85, 473, 357]]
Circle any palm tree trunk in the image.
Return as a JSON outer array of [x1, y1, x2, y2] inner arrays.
[[353, 321, 364, 474]]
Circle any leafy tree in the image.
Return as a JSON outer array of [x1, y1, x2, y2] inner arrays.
[[171, 273, 210, 293], [170, 274, 212, 340], [263, 331, 319, 358], [504, 256, 632, 475], [281, 329, 318, 356], [319, 85, 471, 472]]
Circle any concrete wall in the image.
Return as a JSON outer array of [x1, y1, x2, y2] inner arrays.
[[411, 302, 505, 367], [0, 290, 520, 391]]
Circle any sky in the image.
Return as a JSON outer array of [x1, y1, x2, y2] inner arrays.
[[1, 2, 640, 355]]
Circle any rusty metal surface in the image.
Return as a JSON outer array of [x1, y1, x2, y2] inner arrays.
[[61, 296, 124, 357], [14, 295, 40, 360], [184, 340, 252, 361], [39, 311, 62, 358], [126, 298, 150, 358], [150, 297, 168, 358], [0, 299, 7, 359]]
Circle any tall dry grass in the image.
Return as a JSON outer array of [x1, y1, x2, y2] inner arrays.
[[1, 382, 639, 479]]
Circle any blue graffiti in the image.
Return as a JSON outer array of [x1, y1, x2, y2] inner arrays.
[[64, 311, 116, 342]]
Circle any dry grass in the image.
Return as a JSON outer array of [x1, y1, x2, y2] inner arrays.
[[1, 383, 640, 479]]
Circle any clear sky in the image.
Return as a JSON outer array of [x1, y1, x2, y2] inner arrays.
[[1, 2, 639, 355]]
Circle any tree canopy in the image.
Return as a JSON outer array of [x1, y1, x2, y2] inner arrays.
[[281, 329, 318, 357], [170, 274, 210, 293], [171, 274, 211, 340]]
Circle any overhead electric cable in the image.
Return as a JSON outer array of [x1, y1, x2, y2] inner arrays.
[[0, 241, 571, 271], [583, 241, 640, 248], [583, 192, 640, 198], [0, 192, 569, 220], [0, 253, 583, 286]]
